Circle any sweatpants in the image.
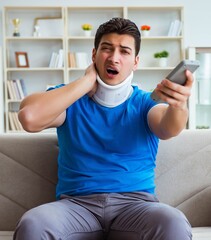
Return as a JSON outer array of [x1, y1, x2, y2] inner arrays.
[[13, 191, 192, 240]]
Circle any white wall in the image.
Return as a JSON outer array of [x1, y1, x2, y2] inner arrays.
[[0, 0, 210, 132], [0, 47, 3, 133]]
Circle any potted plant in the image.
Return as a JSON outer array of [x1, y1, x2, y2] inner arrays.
[[81, 23, 93, 37], [154, 50, 169, 67], [140, 25, 151, 36]]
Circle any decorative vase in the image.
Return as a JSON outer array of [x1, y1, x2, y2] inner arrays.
[[141, 30, 150, 37], [83, 30, 92, 37], [158, 58, 168, 67]]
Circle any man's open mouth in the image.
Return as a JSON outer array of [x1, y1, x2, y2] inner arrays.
[[107, 68, 119, 75]]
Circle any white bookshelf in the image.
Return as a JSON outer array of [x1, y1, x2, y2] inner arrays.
[[0, 46, 4, 133], [3, 6, 65, 132], [3, 5, 185, 132], [188, 47, 211, 129]]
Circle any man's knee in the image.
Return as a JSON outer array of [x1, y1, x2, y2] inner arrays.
[[148, 203, 192, 239], [13, 205, 56, 240], [108, 202, 192, 240], [14, 201, 104, 240]]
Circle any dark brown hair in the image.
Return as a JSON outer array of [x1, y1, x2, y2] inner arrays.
[[94, 17, 141, 56]]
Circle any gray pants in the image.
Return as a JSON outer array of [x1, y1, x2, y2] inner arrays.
[[13, 192, 192, 240]]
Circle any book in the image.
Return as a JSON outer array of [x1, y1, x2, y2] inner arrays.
[[168, 20, 182, 36], [57, 49, 64, 68], [13, 80, 21, 99], [8, 111, 16, 131], [54, 53, 59, 68], [8, 80, 17, 100], [7, 79, 27, 100], [20, 79, 27, 97], [16, 79, 25, 99], [49, 50, 64, 68], [68, 52, 76, 68], [12, 112, 23, 131], [167, 21, 174, 36], [7, 81, 15, 100], [49, 52, 57, 68]]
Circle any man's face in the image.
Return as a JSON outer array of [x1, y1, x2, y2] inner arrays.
[[92, 33, 139, 86]]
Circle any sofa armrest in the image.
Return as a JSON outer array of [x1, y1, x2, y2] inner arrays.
[[0, 133, 58, 231]]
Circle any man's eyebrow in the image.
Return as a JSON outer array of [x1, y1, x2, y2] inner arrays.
[[120, 45, 132, 51], [100, 42, 112, 46], [100, 42, 132, 51]]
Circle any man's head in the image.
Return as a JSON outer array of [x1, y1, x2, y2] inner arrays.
[[94, 17, 141, 57], [92, 18, 141, 86]]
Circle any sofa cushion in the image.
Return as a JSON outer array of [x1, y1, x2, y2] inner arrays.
[[0, 232, 13, 240], [1, 228, 211, 240], [155, 129, 211, 227], [192, 227, 211, 240]]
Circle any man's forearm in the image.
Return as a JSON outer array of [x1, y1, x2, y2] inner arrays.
[[159, 104, 189, 139], [18, 75, 95, 132]]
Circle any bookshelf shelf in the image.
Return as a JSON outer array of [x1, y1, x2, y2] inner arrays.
[[6, 37, 64, 40], [142, 36, 183, 40], [138, 67, 174, 70], [7, 100, 22, 103], [7, 68, 65, 71]]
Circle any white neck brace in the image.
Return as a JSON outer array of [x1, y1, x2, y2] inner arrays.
[[93, 72, 133, 108]]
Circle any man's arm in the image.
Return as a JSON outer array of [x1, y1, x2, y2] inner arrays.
[[148, 70, 193, 140], [18, 64, 97, 132]]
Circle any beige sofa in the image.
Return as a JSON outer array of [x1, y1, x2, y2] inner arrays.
[[0, 130, 211, 240]]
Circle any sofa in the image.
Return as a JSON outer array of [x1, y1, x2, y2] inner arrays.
[[0, 130, 211, 240]]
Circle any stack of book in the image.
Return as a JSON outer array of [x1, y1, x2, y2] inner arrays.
[[168, 20, 183, 36], [7, 79, 27, 100], [68, 52, 90, 68], [8, 111, 24, 131], [49, 49, 64, 68]]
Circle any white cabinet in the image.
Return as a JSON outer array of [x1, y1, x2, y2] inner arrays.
[[3, 6, 65, 132], [66, 7, 124, 84], [66, 6, 184, 91], [126, 6, 184, 91], [3, 6, 185, 132], [188, 47, 211, 129], [0, 46, 3, 133]]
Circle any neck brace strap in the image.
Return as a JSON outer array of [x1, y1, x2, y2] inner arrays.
[[93, 72, 133, 108]]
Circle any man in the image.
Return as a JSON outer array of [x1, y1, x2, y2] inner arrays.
[[14, 18, 192, 240]]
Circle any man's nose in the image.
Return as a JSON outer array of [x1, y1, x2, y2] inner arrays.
[[108, 50, 120, 63]]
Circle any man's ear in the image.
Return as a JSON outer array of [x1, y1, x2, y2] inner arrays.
[[133, 56, 139, 71], [92, 48, 96, 63]]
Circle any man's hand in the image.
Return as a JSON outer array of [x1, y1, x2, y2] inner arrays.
[[148, 70, 194, 139], [85, 63, 98, 97], [153, 70, 193, 109]]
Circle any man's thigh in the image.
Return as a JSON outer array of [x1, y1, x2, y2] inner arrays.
[[107, 195, 192, 240], [14, 199, 104, 240]]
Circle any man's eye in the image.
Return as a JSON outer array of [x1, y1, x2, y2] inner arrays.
[[122, 50, 130, 55], [101, 47, 112, 51]]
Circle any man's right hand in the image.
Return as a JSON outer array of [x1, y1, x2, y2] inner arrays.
[[85, 63, 98, 97], [18, 63, 99, 132]]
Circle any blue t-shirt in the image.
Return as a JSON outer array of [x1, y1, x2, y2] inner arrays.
[[54, 86, 159, 199]]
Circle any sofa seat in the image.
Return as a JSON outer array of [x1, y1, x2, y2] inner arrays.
[[192, 227, 211, 240], [1, 228, 211, 240], [0, 232, 13, 240]]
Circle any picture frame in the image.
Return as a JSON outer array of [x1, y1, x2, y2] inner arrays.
[[15, 52, 29, 68], [34, 17, 63, 37]]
